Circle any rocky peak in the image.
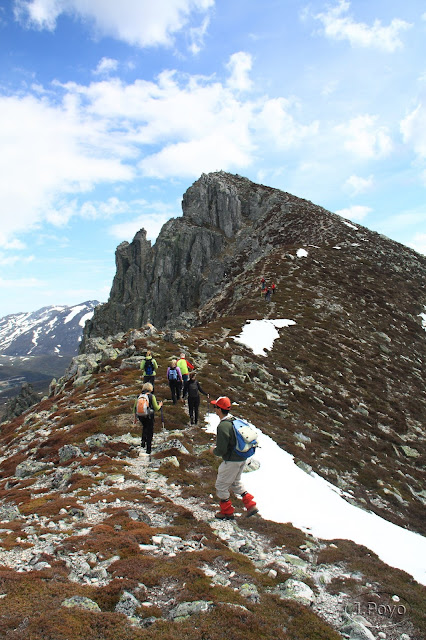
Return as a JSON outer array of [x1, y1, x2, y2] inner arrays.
[[82, 172, 425, 350]]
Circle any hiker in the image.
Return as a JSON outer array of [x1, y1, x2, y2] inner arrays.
[[167, 358, 183, 404], [133, 382, 163, 457], [210, 396, 258, 520], [271, 282, 276, 294], [176, 352, 194, 384], [140, 350, 158, 389], [183, 371, 209, 425], [265, 287, 271, 302], [260, 277, 266, 290]]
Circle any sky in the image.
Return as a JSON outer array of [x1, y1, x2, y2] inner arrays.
[[205, 316, 426, 588], [1, 0, 426, 317]]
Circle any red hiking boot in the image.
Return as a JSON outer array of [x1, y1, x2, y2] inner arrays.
[[215, 499, 235, 520], [242, 492, 259, 517]]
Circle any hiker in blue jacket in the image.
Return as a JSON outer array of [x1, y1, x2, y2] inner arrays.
[[210, 396, 258, 520], [167, 358, 183, 404]]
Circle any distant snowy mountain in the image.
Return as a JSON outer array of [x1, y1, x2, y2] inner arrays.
[[0, 301, 99, 357]]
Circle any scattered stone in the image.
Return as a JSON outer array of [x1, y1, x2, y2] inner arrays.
[[115, 591, 141, 616], [15, 460, 52, 478], [340, 619, 376, 640], [169, 600, 212, 620], [62, 596, 101, 612], [85, 433, 109, 448], [51, 468, 73, 489], [2, 383, 40, 423], [275, 579, 314, 606], [0, 504, 21, 522], [58, 444, 83, 463], [239, 583, 260, 603], [401, 446, 420, 458]]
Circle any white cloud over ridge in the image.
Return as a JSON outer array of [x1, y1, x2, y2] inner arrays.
[[344, 174, 374, 195], [336, 205, 372, 221], [401, 103, 426, 158], [0, 56, 321, 246], [314, 0, 412, 52], [13, 0, 214, 49], [335, 115, 392, 158], [408, 233, 426, 256]]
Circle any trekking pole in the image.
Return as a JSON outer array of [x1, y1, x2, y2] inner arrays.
[[161, 406, 165, 433]]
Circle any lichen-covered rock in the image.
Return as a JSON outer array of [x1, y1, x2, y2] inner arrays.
[[340, 619, 376, 640], [85, 433, 109, 448], [169, 600, 212, 620], [58, 444, 83, 463], [2, 383, 40, 423], [61, 596, 101, 612], [15, 460, 52, 478], [239, 583, 260, 603], [275, 579, 314, 606], [0, 503, 21, 522], [115, 591, 141, 616]]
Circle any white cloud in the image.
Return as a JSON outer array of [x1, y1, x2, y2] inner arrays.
[[408, 233, 426, 255], [226, 52, 253, 92], [14, 0, 215, 49], [313, 0, 412, 52], [0, 277, 43, 288], [0, 52, 320, 244], [94, 57, 118, 75], [255, 97, 319, 149], [336, 205, 372, 221], [188, 15, 210, 54], [108, 199, 179, 241], [139, 133, 253, 178], [0, 253, 34, 266], [0, 93, 134, 246], [344, 174, 374, 195], [401, 103, 426, 158], [335, 115, 392, 158]]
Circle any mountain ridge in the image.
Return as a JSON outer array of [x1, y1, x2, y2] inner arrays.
[[83, 171, 424, 344]]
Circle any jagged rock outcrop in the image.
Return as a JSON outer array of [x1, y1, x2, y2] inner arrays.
[[1, 382, 40, 422], [82, 171, 425, 348]]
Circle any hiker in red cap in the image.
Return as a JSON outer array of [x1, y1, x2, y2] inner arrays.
[[210, 396, 258, 520]]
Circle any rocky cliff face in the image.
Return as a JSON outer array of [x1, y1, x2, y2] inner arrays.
[[82, 172, 425, 347]]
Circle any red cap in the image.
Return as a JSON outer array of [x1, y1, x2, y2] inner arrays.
[[211, 396, 231, 410]]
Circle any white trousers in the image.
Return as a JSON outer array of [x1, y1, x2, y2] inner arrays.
[[215, 460, 246, 500]]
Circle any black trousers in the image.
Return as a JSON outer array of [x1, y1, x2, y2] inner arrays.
[[188, 396, 200, 424], [143, 375, 155, 390], [138, 415, 154, 454], [169, 379, 181, 404]]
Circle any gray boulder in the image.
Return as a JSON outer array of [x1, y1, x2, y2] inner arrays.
[[58, 445, 83, 463], [2, 383, 40, 423], [169, 600, 212, 620], [115, 591, 141, 616]]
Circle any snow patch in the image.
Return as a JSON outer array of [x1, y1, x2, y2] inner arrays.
[[204, 413, 426, 586], [234, 318, 296, 356], [296, 248, 308, 258], [79, 311, 94, 327], [64, 305, 85, 324], [420, 310, 426, 331], [342, 220, 358, 230]]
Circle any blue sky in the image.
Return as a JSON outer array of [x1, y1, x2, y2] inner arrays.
[[0, 0, 425, 317]]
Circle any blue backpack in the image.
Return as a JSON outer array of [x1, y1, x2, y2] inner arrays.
[[144, 359, 154, 376], [232, 418, 259, 459], [168, 367, 178, 381]]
